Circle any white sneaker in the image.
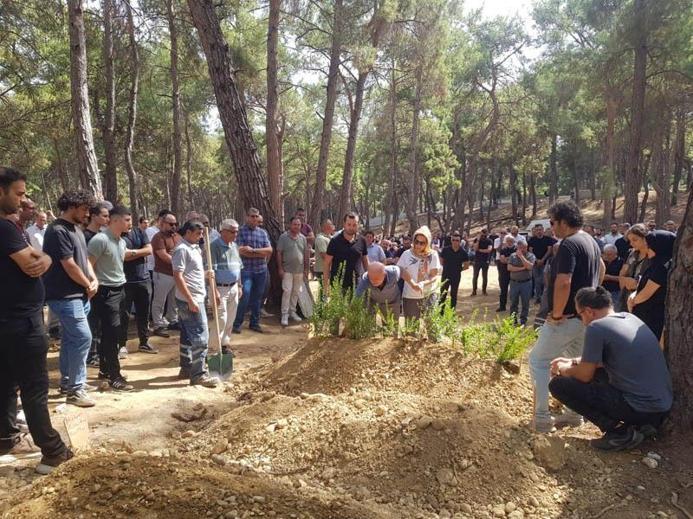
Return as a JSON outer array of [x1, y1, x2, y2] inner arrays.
[[280, 315, 289, 327], [290, 312, 303, 322], [118, 347, 128, 359]]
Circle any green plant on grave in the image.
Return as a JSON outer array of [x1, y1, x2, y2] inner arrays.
[[310, 272, 350, 337], [343, 292, 377, 340], [491, 315, 537, 363], [423, 299, 459, 343]]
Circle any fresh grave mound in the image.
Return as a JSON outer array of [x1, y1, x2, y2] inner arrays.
[[258, 337, 534, 421], [1, 453, 386, 519]]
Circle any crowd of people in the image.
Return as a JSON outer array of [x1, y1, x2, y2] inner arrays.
[[0, 163, 680, 476]]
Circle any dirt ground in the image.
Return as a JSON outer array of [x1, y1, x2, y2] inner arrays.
[[2, 268, 693, 519]]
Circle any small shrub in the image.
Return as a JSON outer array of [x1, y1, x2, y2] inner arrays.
[[423, 300, 459, 343], [343, 293, 377, 340]]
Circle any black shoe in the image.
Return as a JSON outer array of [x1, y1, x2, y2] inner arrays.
[[86, 356, 100, 368], [48, 327, 61, 340], [590, 426, 644, 451], [249, 325, 264, 333], [138, 343, 159, 354], [482, 290, 488, 296], [97, 371, 109, 380], [110, 377, 134, 392], [231, 328, 241, 335], [152, 327, 170, 338], [167, 322, 181, 331], [496, 307, 506, 312], [638, 424, 659, 439], [470, 292, 477, 297], [36, 448, 74, 475]]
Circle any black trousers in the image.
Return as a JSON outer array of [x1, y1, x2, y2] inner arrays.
[[92, 285, 125, 381], [0, 312, 67, 457], [497, 266, 510, 309], [119, 280, 151, 347], [440, 274, 461, 309], [549, 369, 668, 433], [472, 262, 489, 293]]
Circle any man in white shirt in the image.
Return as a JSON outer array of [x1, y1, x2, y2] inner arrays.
[[510, 225, 527, 246], [603, 222, 623, 246], [27, 211, 48, 251]]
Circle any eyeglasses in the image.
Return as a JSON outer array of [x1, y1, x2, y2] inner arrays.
[[223, 229, 238, 234], [414, 240, 427, 246], [164, 221, 178, 226]]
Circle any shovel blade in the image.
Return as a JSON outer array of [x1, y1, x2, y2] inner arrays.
[[207, 352, 234, 380]]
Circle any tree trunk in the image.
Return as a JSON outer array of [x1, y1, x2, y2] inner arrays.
[[549, 134, 558, 204], [124, 0, 141, 215], [387, 60, 398, 237], [602, 93, 617, 227], [185, 113, 193, 210], [521, 169, 527, 225], [186, 0, 281, 240], [68, 0, 102, 198], [654, 119, 672, 225], [102, 0, 117, 203], [308, 0, 343, 228], [665, 187, 693, 433], [406, 68, 423, 233], [530, 171, 537, 218], [338, 70, 367, 221], [509, 164, 517, 222], [623, 0, 648, 223], [167, 0, 183, 216], [266, 0, 284, 225], [671, 105, 685, 206], [638, 152, 652, 223]]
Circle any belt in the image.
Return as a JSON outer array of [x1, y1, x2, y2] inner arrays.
[[510, 278, 532, 283], [216, 281, 237, 287]]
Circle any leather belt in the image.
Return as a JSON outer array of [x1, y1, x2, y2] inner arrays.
[[216, 281, 237, 287]]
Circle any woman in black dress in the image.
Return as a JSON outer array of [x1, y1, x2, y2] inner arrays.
[[628, 230, 676, 340]]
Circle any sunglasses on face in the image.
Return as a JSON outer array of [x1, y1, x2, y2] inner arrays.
[[414, 240, 426, 246]]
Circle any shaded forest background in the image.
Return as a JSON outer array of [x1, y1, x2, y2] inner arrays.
[[1, 0, 690, 232]]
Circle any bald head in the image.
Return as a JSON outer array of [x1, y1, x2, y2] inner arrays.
[[367, 262, 386, 286]]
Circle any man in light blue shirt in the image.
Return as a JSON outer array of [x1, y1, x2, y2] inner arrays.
[[211, 219, 243, 349]]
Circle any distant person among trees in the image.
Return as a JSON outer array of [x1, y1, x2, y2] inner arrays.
[[277, 216, 309, 327], [471, 228, 493, 296], [355, 262, 402, 319], [495, 235, 516, 313], [323, 212, 368, 295], [439, 231, 469, 310], [507, 241, 536, 326], [600, 244, 623, 309], [294, 207, 315, 246], [398, 225, 441, 319], [628, 230, 676, 341], [527, 224, 556, 305], [549, 286, 672, 451], [664, 220, 677, 234], [603, 222, 622, 246], [26, 210, 48, 251], [529, 200, 605, 433], [172, 220, 218, 387]]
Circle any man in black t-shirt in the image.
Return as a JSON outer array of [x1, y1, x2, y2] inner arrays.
[[323, 212, 368, 294], [43, 191, 99, 408], [119, 221, 156, 355], [440, 232, 470, 310], [471, 228, 493, 296], [614, 222, 631, 261], [528, 200, 605, 433], [0, 166, 72, 475], [527, 224, 557, 304]]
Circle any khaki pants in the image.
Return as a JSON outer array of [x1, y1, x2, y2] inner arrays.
[[281, 272, 304, 317], [217, 284, 240, 347]]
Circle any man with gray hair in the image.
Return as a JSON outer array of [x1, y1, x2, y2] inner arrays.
[[600, 244, 623, 309], [211, 219, 243, 350], [355, 262, 401, 318]]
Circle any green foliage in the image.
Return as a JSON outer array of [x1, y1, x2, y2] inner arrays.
[[458, 312, 537, 363]]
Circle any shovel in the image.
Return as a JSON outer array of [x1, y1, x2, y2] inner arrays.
[[203, 226, 234, 380]]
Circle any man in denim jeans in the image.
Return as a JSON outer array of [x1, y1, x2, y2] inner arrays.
[[528, 201, 605, 433], [232, 208, 273, 334], [172, 220, 218, 387], [43, 191, 99, 407], [507, 240, 535, 326]]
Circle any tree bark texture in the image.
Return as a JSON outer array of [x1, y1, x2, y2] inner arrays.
[[266, 0, 283, 225], [665, 188, 693, 433], [338, 70, 367, 221], [549, 134, 558, 205], [167, 0, 183, 216], [671, 105, 686, 206], [186, 0, 281, 241], [623, 0, 647, 223], [406, 68, 423, 233], [387, 59, 398, 236], [124, 0, 141, 215], [308, 0, 343, 228], [68, 0, 102, 198], [102, 0, 118, 203], [602, 95, 617, 227]]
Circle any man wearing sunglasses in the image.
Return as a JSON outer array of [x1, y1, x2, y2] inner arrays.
[[150, 214, 182, 337]]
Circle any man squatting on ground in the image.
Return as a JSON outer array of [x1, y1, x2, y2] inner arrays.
[[549, 286, 672, 451]]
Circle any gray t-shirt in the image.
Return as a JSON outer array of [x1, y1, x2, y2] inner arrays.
[[87, 229, 126, 287], [508, 251, 535, 282], [277, 232, 307, 273], [172, 239, 206, 303], [581, 312, 672, 413], [355, 265, 401, 304]]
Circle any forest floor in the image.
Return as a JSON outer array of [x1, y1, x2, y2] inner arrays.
[[2, 268, 693, 519]]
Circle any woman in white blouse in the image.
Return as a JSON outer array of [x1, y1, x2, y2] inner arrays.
[[397, 225, 441, 319]]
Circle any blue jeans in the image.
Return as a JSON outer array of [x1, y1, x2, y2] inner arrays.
[[509, 279, 532, 324], [233, 269, 268, 329], [176, 299, 209, 380], [529, 318, 585, 422], [47, 298, 92, 392]]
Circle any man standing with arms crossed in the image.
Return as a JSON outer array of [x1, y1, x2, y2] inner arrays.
[[0, 167, 72, 474], [233, 208, 273, 334], [529, 200, 604, 432], [527, 224, 556, 305], [43, 191, 99, 407]]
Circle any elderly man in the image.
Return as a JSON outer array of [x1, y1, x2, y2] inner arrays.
[[601, 244, 623, 309], [27, 211, 48, 251], [277, 216, 309, 327], [664, 220, 677, 234], [233, 208, 273, 333], [507, 240, 536, 326], [509, 225, 527, 246], [211, 219, 243, 351], [355, 262, 401, 318]]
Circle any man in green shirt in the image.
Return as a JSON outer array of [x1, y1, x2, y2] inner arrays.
[[277, 217, 309, 326], [313, 219, 333, 289], [87, 206, 133, 391]]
